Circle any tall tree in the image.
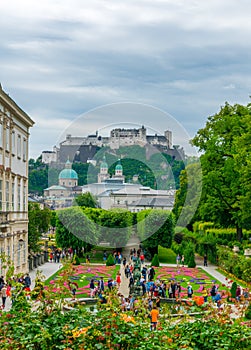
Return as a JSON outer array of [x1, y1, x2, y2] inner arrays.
[[73, 192, 98, 208], [56, 207, 98, 252], [172, 162, 202, 229], [28, 203, 51, 252], [138, 209, 175, 256], [98, 209, 133, 247], [191, 102, 251, 241]]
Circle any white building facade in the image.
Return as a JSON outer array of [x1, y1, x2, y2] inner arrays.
[[0, 85, 34, 274]]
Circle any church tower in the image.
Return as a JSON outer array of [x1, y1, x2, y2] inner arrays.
[[113, 159, 125, 182], [98, 155, 110, 183]]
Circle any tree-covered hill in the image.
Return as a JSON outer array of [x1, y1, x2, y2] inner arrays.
[[28, 145, 187, 194]]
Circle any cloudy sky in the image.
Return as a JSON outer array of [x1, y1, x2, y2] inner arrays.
[[1, 0, 251, 159]]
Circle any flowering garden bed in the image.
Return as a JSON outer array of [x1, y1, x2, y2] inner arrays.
[[155, 266, 226, 297], [45, 264, 120, 297], [0, 261, 250, 349]]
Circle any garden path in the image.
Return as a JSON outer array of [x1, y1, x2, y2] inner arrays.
[[117, 233, 141, 297]]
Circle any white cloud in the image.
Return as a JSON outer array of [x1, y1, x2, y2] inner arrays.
[[0, 0, 251, 159]]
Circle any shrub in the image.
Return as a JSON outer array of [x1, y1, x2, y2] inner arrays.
[[151, 254, 160, 267], [230, 281, 237, 298], [72, 254, 80, 265], [245, 303, 251, 319], [184, 242, 196, 268], [106, 254, 115, 266], [158, 246, 176, 264]]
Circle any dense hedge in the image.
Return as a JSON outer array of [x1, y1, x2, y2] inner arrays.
[[217, 246, 251, 283]]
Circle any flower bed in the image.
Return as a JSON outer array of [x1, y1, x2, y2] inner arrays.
[[45, 264, 119, 297], [155, 266, 226, 298]]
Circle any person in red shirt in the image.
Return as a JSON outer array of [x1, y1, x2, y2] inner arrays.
[[116, 272, 121, 288], [140, 253, 145, 264]]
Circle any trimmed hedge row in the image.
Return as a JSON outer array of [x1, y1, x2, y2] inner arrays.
[[217, 246, 251, 283]]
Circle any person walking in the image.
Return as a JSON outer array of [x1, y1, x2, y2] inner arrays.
[[187, 283, 193, 298], [150, 305, 159, 331], [116, 272, 121, 288], [1, 284, 7, 309], [98, 277, 105, 292], [24, 273, 31, 288], [89, 279, 96, 298], [202, 286, 208, 303], [176, 254, 181, 267]]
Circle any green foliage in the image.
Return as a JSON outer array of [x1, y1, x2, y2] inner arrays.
[[28, 157, 48, 195], [158, 246, 177, 264], [1, 258, 251, 349], [193, 221, 215, 234], [173, 232, 183, 244], [139, 209, 175, 256], [184, 241, 196, 268], [230, 281, 237, 298], [72, 163, 97, 186], [151, 253, 160, 267], [191, 102, 251, 241], [106, 254, 115, 266], [73, 192, 98, 208], [217, 246, 251, 283], [245, 303, 251, 320], [172, 162, 202, 227], [98, 208, 133, 247], [28, 203, 51, 252], [56, 207, 98, 252], [72, 254, 81, 265]]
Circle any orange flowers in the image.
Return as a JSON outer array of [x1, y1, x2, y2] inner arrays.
[[120, 313, 136, 324], [193, 296, 204, 306], [72, 326, 90, 338]]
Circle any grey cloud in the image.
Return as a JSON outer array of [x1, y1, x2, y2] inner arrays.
[[0, 1, 251, 158]]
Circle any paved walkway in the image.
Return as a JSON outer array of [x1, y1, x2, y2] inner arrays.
[[4, 261, 62, 311]]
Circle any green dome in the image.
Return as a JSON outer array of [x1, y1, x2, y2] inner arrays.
[[115, 164, 123, 171], [115, 159, 123, 171], [59, 160, 78, 179], [59, 168, 78, 180]]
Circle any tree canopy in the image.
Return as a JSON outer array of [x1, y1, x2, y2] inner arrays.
[[138, 209, 175, 256], [56, 207, 98, 252], [73, 192, 98, 208], [191, 102, 251, 240], [28, 203, 51, 252]]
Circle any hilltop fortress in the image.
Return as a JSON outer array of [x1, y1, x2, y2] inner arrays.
[[42, 126, 185, 164]]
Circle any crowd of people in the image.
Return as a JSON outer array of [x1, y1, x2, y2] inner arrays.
[[0, 273, 32, 309], [87, 246, 250, 331]]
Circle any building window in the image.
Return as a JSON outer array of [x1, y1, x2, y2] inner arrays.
[[18, 183, 21, 211], [12, 180, 15, 211], [23, 138, 27, 161], [5, 181, 9, 211], [23, 184, 27, 211], [5, 127, 10, 152], [12, 131, 15, 155], [17, 135, 21, 158], [0, 180, 2, 210], [0, 123, 2, 148], [7, 244, 10, 257]]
